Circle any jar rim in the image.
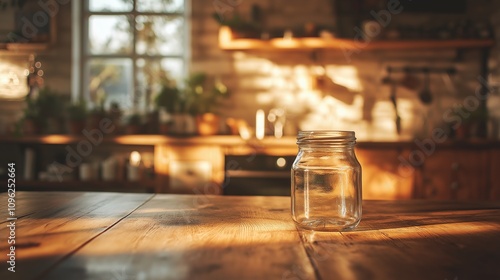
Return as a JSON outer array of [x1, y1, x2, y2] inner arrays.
[[297, 130, 356, 145]]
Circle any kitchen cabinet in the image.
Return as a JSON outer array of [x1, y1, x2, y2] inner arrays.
[[356, 148, 414, 200], [2, 135, 499, 200], [0, 135, 296, 194], [416, 149, 490, 200]]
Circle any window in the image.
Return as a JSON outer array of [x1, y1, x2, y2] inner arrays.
[[74, 0, 188, 111]]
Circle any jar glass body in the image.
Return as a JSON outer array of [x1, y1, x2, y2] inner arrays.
[[291, 131, 362, 231]]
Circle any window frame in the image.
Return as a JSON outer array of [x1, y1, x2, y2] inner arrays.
[[71, 0, 190, 109]]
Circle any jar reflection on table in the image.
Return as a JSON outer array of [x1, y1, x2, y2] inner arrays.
[[292, 130, 362, 231]]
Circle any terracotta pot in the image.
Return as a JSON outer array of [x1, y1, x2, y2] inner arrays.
[[159, 123, 170, 135], [196, 113, 221, 136], [455, 123, 470, 140], [87, 114, 103, 131], [22, 119, 39, 135], [145, 111, 159, 134], [126, 125, 142, 135], [67, 121, 86, 135], [44, 117, 63, 134]]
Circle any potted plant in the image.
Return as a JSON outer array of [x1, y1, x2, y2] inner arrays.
[[154, 77, 199, 135], [66, 101, 88, 135], [184, 72, 229, 136], [87, 90, 107, 131], [125, 113, 143, 135], [18, 87, 65, 135], [154, 78, 180, 134], [20, 99, 41, 135], [108, 101, 122, 134], [87, 106, 106, 132], [36, 87, 65, 134], [155, 80, 181, 114]]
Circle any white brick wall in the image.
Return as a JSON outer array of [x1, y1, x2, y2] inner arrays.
[[191, 0, 497, 140]]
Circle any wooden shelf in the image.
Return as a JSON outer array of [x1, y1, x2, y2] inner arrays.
[[0, 134, 297, 147], [218, 26, 495, 51], [1, 134, 500, 148], [0, 43, 50, 54]]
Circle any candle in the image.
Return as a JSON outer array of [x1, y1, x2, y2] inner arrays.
[[256, 109, 265, 140], [79, 163, 94, 181], [101, 157, 116, 181], [127, 151, 141, 181], [24, 148, 35, 180]]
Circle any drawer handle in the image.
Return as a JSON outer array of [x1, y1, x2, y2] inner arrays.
[[450, 182, 459, 190], [451, 162, 460, 171]]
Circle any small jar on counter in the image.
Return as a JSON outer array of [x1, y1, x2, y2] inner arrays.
[[291, 130, 362, 231]]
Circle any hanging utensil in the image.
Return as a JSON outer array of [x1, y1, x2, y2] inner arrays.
[[400, 67, 420, 91], [387, 68, 402, 135], [419, 69, 433, 104], [442, 68, 457, 96]]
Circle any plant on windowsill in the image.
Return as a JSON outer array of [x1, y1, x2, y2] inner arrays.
[[20, 100, 41, 135], [87, 90, 107, 132], [66, 101, 88, 135], [16, 87, 65, 135], [154, 77, 180, 135], [185, 72, 229, 136], [41, 88, 66, 134], [125, 113, 143, 135]]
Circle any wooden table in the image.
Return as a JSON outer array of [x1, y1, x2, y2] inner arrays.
[[1, 192, 500, 280]]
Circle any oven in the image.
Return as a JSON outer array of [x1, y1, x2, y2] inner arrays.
[[223, 154, 296, 196]]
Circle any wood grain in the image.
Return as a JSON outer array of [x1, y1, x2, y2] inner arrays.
[[302, 200, 500, 280], [0, 192, 152, 280], [0, 192, 83, 224], [43, 195, 315, 280], [1, 193, 500, 279]]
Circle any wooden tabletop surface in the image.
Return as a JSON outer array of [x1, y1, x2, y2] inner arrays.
[[1, 192, 500, 280]]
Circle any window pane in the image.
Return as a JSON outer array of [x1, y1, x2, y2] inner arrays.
[[136, 0, 184, 12], [88, 0, 133, 12], [136, 16, 184, 55], [88, 58, 134, 109], [136, 58, 184, 109], [88, 15, 133, 54]]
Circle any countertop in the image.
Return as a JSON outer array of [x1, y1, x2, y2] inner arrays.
[[1, 134, 500, 149], [1, 192, 500, 279]]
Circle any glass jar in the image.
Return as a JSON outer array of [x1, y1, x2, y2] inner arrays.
[[291, 130, 362, 231]]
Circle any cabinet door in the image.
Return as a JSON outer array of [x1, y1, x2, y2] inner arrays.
[[356, 148, 414, 200], [420, 150, 488, 200], [490, 149, 500, 200], [155, 145, 225, 194]]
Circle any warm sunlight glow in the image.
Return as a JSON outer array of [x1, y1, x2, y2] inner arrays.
[[218, 26, 233, 46], [325, 65, 363, 92], [40, 135, 73, 144], [130, 151, 141, 166], [0, 60, 29, 100], [255, 109, 265, 140]]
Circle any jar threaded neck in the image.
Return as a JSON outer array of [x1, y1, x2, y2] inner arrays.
[[297, 130, 356, 148]]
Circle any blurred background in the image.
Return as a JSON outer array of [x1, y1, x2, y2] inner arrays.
[[0, 0, 499, 200]]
